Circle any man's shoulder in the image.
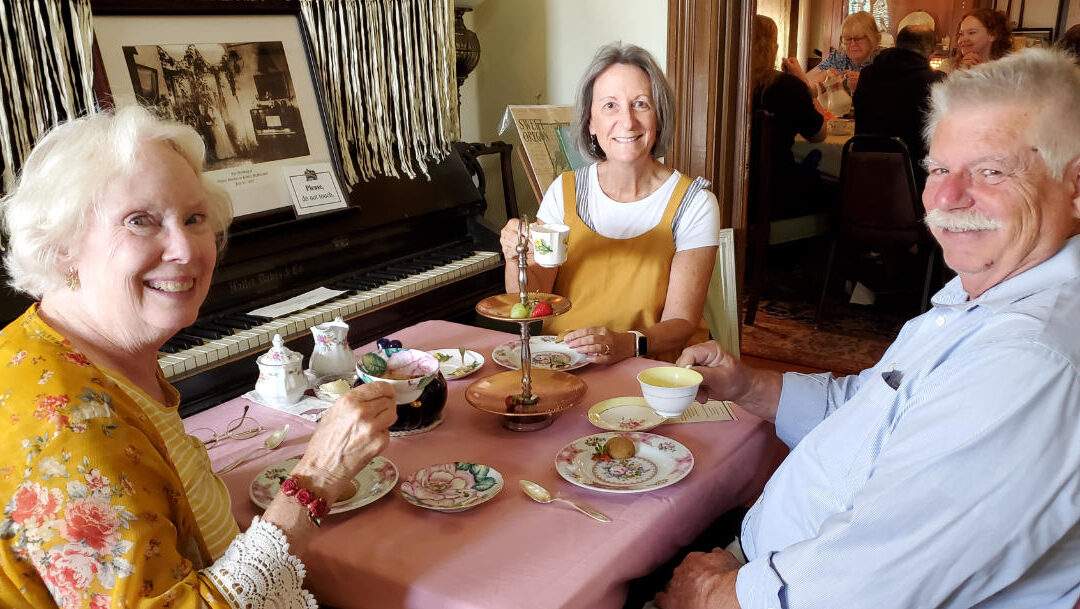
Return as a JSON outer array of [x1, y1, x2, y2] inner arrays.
[[972, 274, 1080, 366]]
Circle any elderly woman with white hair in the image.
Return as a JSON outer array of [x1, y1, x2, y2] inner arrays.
[[0, 106, 395, 609], [784, 11, 881, 96], [500, 42, 720, 364]]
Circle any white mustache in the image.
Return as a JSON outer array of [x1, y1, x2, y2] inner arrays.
[[923, 208, 1002, 232]]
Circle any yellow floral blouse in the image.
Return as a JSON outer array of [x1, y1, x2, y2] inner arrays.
[[0, 306, 234, 609]]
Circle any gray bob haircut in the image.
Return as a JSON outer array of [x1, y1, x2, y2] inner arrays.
[[923, 48, 1080, 179], [1, 105, 233, 298], [572, 42, 675, 162]]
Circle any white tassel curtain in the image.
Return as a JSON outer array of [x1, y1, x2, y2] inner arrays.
[[0, 0, 95, 191], [300, 0, 460, 183]]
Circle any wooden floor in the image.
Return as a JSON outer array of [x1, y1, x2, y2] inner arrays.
[[742, 354, 825, 375]]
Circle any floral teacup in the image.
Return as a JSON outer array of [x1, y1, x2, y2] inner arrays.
[[357, 348, 440, 403]]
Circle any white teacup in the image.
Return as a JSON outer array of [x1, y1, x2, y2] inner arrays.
[[637, 366, 703, 418], [532, 223, 570, 268]]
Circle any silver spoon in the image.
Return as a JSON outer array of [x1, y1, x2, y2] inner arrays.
[[216, 425, 290, 474], [519, 479, 611, 522]]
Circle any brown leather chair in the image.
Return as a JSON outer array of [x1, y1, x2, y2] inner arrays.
[[815, 134, 938, 322]]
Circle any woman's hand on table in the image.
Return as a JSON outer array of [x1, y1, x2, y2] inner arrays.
[[675, 341, 783, 423], [654, 548, 742, 609], [563, 326, 635, 364], [291, 381, 397, 501]]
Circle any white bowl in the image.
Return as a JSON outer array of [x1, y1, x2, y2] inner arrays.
[[637, 366, 703, 417]]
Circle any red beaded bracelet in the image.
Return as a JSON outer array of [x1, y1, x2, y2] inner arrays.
[[280, 476, 330, 527]]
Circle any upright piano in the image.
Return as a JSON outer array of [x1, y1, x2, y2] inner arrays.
[[153, 146, 506, 417]]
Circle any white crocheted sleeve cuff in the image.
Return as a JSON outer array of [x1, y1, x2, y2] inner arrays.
[[203, 516, 318, 609]]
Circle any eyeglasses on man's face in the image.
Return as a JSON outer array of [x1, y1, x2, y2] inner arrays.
[[841, 35, 868, 45], [189, 405, 264, 447]]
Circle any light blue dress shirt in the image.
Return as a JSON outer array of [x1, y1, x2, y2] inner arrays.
[[736, 236, 1080, 609]]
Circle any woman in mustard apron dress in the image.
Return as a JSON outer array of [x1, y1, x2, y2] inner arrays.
[[500, 43, 720, 364]]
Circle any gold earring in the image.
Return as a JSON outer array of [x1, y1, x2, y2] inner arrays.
[[65, 267, 80, 291]]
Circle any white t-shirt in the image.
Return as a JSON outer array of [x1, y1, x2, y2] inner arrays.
[[536, 164, 721, 252]]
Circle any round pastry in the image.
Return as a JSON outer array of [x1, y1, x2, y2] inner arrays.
[[604, 436, 636, 459]]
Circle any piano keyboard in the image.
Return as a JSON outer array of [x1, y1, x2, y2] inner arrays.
[[158, 249, 501, 380]]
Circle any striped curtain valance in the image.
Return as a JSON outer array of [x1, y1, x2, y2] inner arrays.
[[0, 0, 95, 191], [300, 0, 460, 184]]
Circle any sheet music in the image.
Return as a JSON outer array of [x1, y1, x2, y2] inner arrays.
[[247, 287, 346, 318]]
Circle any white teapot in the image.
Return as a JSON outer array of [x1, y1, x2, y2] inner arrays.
[[255, 334, 307, 406], [310, 316, 355, 377], [820, 73, 852, 117]]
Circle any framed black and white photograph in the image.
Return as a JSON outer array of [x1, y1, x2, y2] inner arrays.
[[93, 12, 342, 217]]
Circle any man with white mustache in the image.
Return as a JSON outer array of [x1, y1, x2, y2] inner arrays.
[[654, 48, 1080, 609]]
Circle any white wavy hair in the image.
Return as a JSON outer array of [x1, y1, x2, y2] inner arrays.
[[924, 48, 1080, 179], [1, 105, 233, 298]]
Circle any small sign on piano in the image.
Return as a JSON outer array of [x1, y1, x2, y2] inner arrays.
[[284, 162, 347, 215]]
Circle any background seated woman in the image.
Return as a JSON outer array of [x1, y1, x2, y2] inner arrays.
[[751, 14, 828, 220], [783, 11, 880, 98], [0, 106, 395, 609], [950, 8, 1012, 71], [500, 42, 719, 364]]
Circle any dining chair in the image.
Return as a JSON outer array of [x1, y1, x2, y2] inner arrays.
[[815, 134, 938, 323], [743, 109, 831, 326], [704, 228, 740, 357]]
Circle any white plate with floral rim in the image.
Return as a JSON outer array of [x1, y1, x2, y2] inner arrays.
[[555, 432, 694, 494], [427, 349, 485, 380], [491, 335, 589, 371], [587, 397, 668, 432], [400, 462, 503, 512], [250, 456, 398, 513]]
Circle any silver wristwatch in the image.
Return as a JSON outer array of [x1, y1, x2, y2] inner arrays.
[[629, 330, 647, 357]]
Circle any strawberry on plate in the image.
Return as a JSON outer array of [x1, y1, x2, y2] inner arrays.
[[530, 301, 553, 317]]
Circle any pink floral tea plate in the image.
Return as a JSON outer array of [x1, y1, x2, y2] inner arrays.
[[491, 335, 588, 371], [400, 462, 503, 512], [250, 456, 398, 514], [587, 397, 667, 432], [555, 432, 693, 494]]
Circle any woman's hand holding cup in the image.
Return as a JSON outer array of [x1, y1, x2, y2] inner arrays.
[[290, 382, 396, 501], [500, 219, 570, 268]]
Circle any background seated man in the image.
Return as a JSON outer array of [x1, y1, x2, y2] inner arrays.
[[656, 48, 1080, 609], [853, 24, 945, 192]]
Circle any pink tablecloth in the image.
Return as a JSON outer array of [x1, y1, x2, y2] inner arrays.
[[185, 320, 787, 609]]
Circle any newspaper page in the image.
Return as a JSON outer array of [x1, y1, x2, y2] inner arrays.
[[499, 105, 585, 196]]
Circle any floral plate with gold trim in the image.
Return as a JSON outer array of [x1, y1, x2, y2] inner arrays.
[[555, 432, 693, 494], [491, 336, 588, 371], [427, 349, 485, 380], [400, 462, 503, 512], [250, 456, 398, 514], [587, 397, 667, 432]]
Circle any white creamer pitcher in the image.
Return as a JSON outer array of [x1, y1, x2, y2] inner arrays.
[[255, 334, 307, 406], [820, 73, 852, 117], [310, 316, 355, 377]]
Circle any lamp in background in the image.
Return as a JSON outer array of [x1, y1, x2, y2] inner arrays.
[[454, 0, 482, 93]]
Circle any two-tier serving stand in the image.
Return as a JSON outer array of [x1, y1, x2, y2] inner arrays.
[[466, 218, 586, 431]]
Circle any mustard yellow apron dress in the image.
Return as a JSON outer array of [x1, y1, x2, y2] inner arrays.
[[541, 169, 710, 362]]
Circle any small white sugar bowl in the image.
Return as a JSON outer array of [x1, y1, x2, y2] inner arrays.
[[255, 334, 307, 406]]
